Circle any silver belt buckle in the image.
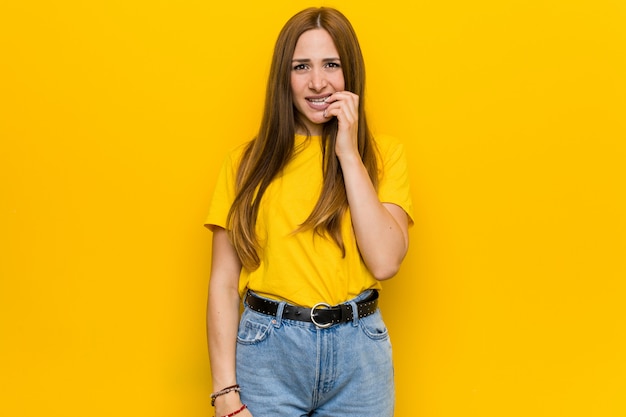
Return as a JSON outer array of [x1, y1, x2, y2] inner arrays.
[[310, 302, 333, 328]]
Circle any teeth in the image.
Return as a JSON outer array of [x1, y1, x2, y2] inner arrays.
[[308, 96, 329, 103]]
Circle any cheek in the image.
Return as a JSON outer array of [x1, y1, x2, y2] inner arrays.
[[291, 75, 305, 93], [333, 73, 346, 90]]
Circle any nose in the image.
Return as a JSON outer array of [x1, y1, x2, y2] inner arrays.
[[308, 68, 327, 91]]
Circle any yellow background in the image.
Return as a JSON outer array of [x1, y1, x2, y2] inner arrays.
[[1, 0, 625, 416]]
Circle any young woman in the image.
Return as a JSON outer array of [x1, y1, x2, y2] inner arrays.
[[205, 7, 413, 417]]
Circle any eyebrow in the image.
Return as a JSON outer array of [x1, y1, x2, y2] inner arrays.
[[291, 57, 341, 63]]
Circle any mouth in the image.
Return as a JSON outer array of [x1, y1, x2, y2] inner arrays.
[[306, 95, 331, 103], [305, 94, 332, 110]]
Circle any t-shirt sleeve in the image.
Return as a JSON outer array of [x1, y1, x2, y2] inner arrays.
[[204, 149, 240, 230], [376, 135, 415, 225]]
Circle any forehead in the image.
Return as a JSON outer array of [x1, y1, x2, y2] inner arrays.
[[292, 29, 339, 58]]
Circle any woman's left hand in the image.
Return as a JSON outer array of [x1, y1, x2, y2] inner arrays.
[[323, 91, 360, 159], [324, 90, 409, 280]]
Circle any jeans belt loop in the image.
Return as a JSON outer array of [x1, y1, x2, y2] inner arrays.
[[274, 301, 286, 327], [349, 299, 360, 327]]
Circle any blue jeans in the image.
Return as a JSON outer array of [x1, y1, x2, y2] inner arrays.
[[236, 291, 395, 417]]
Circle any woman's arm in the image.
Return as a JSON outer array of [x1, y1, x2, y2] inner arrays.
[[338, 154, 409, 280], [206, 227, 251, 416], [325, 91, 410, 280]]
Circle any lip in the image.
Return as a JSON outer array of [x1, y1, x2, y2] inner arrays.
[[305, 94, 332, 111]]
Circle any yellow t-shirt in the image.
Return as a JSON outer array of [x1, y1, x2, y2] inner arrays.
[[205, 134, 413, 307]]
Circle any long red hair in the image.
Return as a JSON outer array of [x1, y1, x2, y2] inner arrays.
[[227, 7, 379, 270]]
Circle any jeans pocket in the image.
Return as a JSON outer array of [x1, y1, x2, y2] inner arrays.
[[237, 310, 272, 345], [359, 311, 390, 341]]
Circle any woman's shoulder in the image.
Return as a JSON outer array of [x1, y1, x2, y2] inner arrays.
[[221, 139, 253, 166], [372, 133, 406, 157], [228, 139, 252, 155]]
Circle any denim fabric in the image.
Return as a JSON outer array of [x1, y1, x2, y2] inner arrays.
[[236, 291, 395, 417]]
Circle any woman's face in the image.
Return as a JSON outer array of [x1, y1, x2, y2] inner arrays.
[[290, 29, 345, 136]]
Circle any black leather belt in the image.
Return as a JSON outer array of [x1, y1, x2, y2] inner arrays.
[[244, 290, 379, 328]]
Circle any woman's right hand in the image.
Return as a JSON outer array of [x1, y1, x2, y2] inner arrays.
[[214, 393, 253, 417], [214, 405, 253, 417]]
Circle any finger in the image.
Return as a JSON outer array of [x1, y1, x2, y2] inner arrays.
[[325, 106, 357, 127], [326, 91, 357, 103], [325, 93, 357, 115], [336, 93, 359, 116], [323, 103, 343, 119]]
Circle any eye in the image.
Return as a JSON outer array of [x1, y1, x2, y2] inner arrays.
[[293, 63, 308, 71], [326, 62, 341, 69]]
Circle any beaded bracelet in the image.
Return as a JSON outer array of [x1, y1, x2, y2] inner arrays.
[[210, 384, 241, 406], [219, 404, 247, 417]]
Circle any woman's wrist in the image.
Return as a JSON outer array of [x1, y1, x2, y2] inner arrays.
[[211, 384, 241, 406], [213, 393, 245, 417], [213, 389, 241, 407]]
